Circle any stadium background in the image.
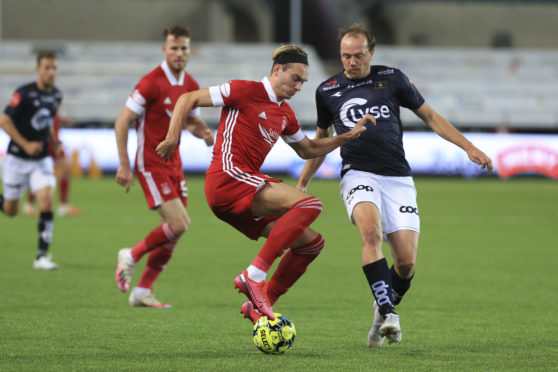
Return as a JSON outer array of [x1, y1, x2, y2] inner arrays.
[[1, 0, 557, 179], [1, 1, 558, 371]]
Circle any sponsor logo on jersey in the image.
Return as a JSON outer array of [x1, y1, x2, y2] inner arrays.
[[339, 98, 391, 127], [258, 111, 267, 120], [399, 205, 419, 215], [258, 123, 280, 147], [322, 79, 340, 91], [373, 81, 388, 89], [30, 108, 53, 131], [377, 67, 394, 75], [331, 91, 343, 97], [9, 92, 21, 107], [40, 95, 56, 103], [347, 80, 373, 89]]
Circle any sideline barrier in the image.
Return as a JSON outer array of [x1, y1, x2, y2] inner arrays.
[[1, 130, 557, 179]]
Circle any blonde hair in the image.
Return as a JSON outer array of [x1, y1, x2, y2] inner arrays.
[[271, 44, 307, 60], [271, 45, 308, 72]]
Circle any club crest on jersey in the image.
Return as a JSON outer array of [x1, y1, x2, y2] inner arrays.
[[340, 98, 391, 127], [373, 81, 388, 89], [161, 183, 171, 195], [258, 123, 279, 148]]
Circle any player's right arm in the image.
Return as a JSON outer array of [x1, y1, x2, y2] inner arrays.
[[156, 88, 213, 161], [0, 113, 43, 156], [114, 106, 140, 192], [296, 125, 334, 193]]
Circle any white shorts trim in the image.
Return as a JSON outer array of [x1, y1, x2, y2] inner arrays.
[[340, 170, 420, 236], [2, 154, 56, 200]]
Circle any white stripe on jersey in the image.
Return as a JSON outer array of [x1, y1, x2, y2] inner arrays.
[[137, 115, 146, 172], [220, 108, 266, 188]]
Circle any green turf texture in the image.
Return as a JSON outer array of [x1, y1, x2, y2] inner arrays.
[[1, 176, 557, 371]]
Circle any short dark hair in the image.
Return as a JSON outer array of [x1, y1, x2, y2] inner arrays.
[[163, 25, 190, 41], [338, 23, 376, 51], [36, 51, 58, 66]]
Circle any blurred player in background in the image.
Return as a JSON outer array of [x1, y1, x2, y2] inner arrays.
[[114, 25, 214, 308], [157, 45, 369, 322], [0, 51, 63, 270], [297, 23, 493, 347], [24, 114, 81, 217]]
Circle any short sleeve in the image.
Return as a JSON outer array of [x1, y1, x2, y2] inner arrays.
[[4, 89, 24, 119], [397, 70, 425, 110], [315, 87, 333, 129], [126, 77, 158, 116]]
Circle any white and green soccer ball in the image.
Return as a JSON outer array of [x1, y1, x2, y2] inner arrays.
[[253, 313, 296, 355]]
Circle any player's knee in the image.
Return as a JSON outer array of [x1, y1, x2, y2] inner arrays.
[[4, 209, 18, 217], [395, 261, 415, 278], [169, 218, 189, 236], [362, 229, 383, 250]]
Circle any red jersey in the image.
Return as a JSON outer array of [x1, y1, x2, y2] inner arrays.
[[207, 77, 305, 180], [126, 60, 201, 174]]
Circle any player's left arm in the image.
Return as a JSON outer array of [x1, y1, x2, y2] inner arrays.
[[414, 102, 493, 172], [184, 116, 214, 147]]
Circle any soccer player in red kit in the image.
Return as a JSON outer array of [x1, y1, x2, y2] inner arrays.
[[156, 45, 372, 321], [114, 26, 214, 308]]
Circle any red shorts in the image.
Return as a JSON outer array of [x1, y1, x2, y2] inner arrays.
[[136, 168, 187, 209], [204, 169, 280, 240]]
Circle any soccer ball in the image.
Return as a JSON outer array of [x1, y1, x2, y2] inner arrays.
[[252, 313, 296, 355]]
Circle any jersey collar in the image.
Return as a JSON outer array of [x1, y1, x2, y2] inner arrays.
[[161, 60, 185, 86], [261, 76, 283, 106]]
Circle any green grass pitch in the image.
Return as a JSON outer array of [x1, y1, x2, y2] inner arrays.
[[1, 175, 557, 371]]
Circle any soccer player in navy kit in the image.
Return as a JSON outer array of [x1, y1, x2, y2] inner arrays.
[[297, 23, 493, 347], [0, 51, 62, 270]]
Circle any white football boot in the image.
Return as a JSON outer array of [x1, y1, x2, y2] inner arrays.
[[129, 289, 171, 308], [380, 313, 402, 344], [33, 254, 59, 270], [367, 301, 385, 348], [115, 248, 135, 292]]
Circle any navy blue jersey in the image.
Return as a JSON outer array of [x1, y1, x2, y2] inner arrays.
[[316, 66, 425, 176], [3, 82, 62, 159]]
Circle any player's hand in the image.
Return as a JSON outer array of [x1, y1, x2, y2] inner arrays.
[[347, 114, 375, 140], [116, 166, 134, 193], [203, 128, 215, 146], [156, 139, 178, 162], [23, 141, 44, 156], [52, 140, 63, 157], [467, 147, 494, 172]]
